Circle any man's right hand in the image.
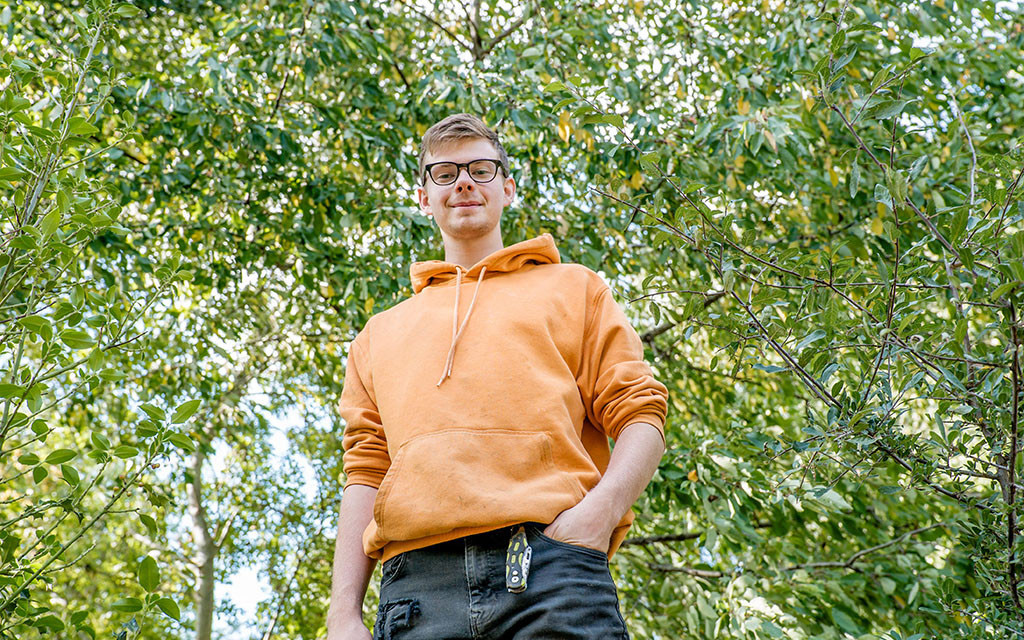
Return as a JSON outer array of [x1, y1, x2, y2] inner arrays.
[[325, 484, 379, 640], [325, 617, 372, 640]]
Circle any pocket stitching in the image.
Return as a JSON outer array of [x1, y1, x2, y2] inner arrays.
[[380, 552, 406, 589], [375, 448, 407, 529], [528, 525, 608, 560]]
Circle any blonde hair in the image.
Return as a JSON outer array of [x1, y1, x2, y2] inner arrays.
[[418, 114, 509, 184]]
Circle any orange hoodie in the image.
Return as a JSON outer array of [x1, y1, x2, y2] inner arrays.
[[339, 233, 668, 563]]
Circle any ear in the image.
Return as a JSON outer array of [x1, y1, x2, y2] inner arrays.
[[416, 184, 432, 217], [502, 173, 516, 208]]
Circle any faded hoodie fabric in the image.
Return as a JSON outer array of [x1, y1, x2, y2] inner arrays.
[[339, 233, 669, 563]]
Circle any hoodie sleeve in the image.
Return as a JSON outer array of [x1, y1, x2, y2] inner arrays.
[[340, 330, 391, 489], [576, 280, 669, 443]]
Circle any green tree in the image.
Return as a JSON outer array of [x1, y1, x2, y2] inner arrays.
[[4, 0, 1023, 639]]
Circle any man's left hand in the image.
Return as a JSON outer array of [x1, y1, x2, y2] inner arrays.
[[541, 498, 618, 554]]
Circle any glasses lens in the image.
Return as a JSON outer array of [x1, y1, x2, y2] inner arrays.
[[468, 160, 498, 182], [430, 162, 459, 185]]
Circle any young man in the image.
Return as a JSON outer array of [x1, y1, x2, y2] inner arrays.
[[326, 114, 668, 640]]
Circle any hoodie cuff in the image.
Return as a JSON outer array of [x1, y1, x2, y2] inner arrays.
[[610, 414, 666, 446], [343, 469, 387, 491]]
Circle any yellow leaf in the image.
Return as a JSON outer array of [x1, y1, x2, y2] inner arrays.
[[735, 155, 746, 169], [887, 27, 896, 41], [676, 85, 684, 99], [629, 171, 644, 188], [877, 202, 887, 218], [737, 96, 750, 115], [557, 111, 571, 143], [818, 118, 830, 138], [803, 95, 814, 111], [687, 469, 698, 482], [848, 67, 861, 79], [828, 166, 839, 188], [726, 173, 737, 189], [364, 297, 375, 314]]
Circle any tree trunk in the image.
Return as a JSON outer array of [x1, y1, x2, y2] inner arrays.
[[187, 442, 216, 640]]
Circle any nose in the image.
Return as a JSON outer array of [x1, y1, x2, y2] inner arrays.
[[454, 167, 475, 193]]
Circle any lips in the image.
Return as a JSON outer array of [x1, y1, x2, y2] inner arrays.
[[451, 202, 483, 208]]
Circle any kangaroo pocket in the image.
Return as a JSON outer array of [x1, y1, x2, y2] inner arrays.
[[374, 428, 582, 542]]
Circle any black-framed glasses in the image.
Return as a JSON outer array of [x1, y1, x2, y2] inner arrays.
[[423, 159, 506, 186]]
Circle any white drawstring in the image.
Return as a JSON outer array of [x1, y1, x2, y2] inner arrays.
[[436, 266, 487, 387]]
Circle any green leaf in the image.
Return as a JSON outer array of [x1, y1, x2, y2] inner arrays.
[[61, 464, 80, 485], [32, 615, 65, 632], [155, 597, 181, 620], [45, 449, 77, 464], [760, 620, 784, 638], [934, 363, 968, 393], [138, 556, 160, 592], [991, 280, 1021, 300], [543, 81, 566, 93], [100, 369, 129, 382], [639, 151, 659, 174], [66, 116, 99, 136], [0, 383, 25, 398], [115, 3, 143, 18], [753, 363, 787, 373], [40, 209, 61, 236], [141, 403, 166, 422], [0, 166, 26, 181], [167, 432, 196, 452], [112, 445, 139, 459], [110, 597, 143, 613], [830, 607, 862, 635], [137, 421, 160, 438], [942, 205, 966, 240], [60, 329, 97, 350], [140, 513, 158, 536], [869, 99, 912, 121], [33, 465, 48, 483], [18, 452, 40, 466], [170, 399, 201, 424], [18, 315, 52, 340], [796, 329, 826, 351]]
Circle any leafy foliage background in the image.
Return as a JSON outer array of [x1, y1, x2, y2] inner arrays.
[[1, 0, 1023, 638]]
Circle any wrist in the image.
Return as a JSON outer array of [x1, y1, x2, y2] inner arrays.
[[326, 605, 365, 628], [576, 491, 621, 532]]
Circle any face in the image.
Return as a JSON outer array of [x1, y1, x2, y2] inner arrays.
[[416, 137, 516, 243]]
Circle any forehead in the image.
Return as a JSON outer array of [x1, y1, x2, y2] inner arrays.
[[425, 137, 499, 164]]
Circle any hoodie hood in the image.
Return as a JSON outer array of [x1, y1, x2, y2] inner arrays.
[[409, 234, 561, 387], [410, 233, 561, 294]]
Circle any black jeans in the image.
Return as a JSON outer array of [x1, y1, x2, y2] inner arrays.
[[373, 522, 630, 640]]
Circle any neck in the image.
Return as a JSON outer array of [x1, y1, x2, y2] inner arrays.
[[442, 229, 504, 269]]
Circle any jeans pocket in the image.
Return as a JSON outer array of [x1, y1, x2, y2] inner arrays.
[[380, 552, 407, 590], [526, 524, 609, 561]]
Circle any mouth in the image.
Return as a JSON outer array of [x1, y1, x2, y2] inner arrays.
[[451, 202, 483, 208]]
